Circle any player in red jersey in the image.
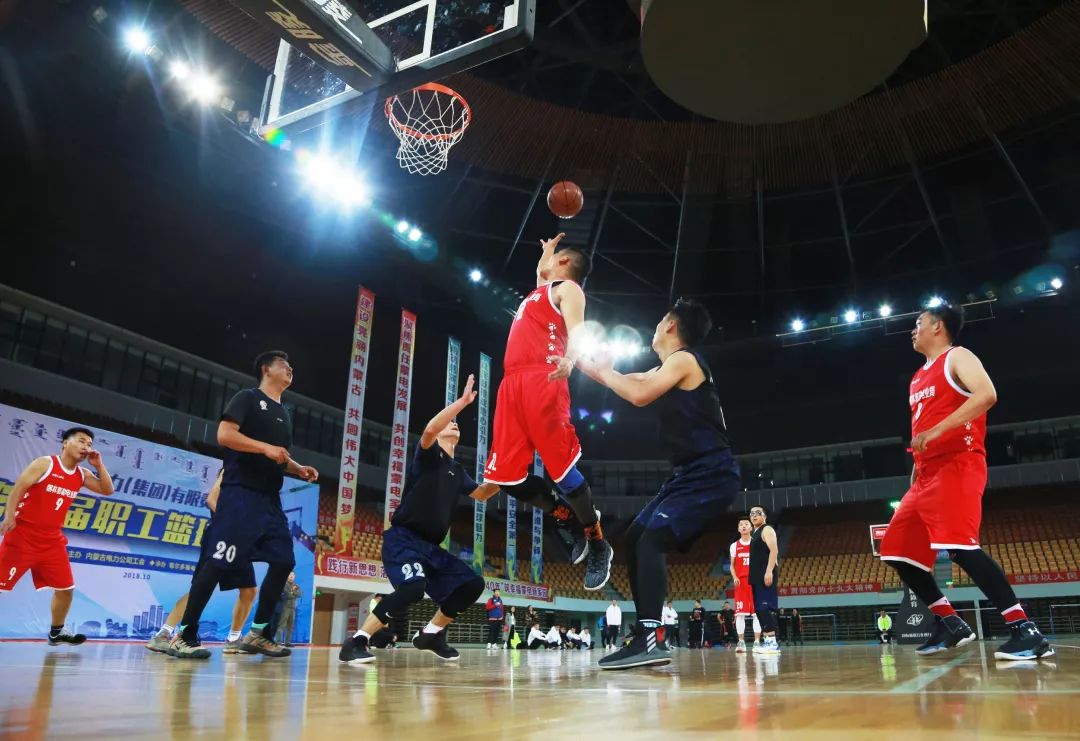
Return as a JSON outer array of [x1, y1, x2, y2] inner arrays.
[[729, 517, 761, 653], [879, 303, 1052, 661], [0, 427, 115, 645], [481, 233, 613, 590]]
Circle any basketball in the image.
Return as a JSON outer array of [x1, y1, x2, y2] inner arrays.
[[547, 181, 583, 219]]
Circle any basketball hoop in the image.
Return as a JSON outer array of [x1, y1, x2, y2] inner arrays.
[[385, 83, 471, 176]]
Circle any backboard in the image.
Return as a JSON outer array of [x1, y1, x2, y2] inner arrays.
[[229, 0, 535, 136]]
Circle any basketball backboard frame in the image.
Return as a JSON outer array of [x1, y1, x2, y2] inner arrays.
[[244, 0, 535, 136]]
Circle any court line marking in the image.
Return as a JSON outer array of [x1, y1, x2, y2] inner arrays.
[[3, 663, 1074, 696], [889, 653, 970, 694]]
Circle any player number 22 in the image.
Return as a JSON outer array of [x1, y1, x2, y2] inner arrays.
[[212, 541, 237, 563], [401, 562, 425, 580]]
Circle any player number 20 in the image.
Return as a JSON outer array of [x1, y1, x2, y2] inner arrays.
[[401, 562, 425, 580], [212, 541, 237, 563]]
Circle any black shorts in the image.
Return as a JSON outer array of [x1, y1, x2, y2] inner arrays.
[[199, 484, 295, 573], [194, 524, 256, 590], [632, 449, 741, 545], [751, 582, 779, 613], [382, 525, 479, 605]]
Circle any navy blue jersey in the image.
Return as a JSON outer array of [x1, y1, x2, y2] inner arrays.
[[655, 349, 730, 465], [391, 442, 478, 545], [221, 389, 292, 495]]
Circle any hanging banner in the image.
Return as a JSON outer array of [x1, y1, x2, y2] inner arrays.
[[441, 337, 461, 550], [383, 310, 417, 530], [506, 495, 518, 581], [471, 353, 491, 575], [335, 286, 375, 554], [530, 453, 544, 584]]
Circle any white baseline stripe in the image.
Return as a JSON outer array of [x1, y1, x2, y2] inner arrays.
[[890, 653, 971, 694]]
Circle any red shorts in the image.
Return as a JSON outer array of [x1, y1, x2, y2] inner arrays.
[[0, 526, 75, 592], [734, 582, 755, 616], [879, 452, 987, 571], [484, 368, 582, 486]]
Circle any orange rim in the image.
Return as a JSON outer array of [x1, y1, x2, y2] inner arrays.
[[385, 82, 472, 143]]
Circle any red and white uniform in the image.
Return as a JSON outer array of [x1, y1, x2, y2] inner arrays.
[[880, 347, 988, 571], [0, 456, 84, 591], [484, 281, 582, 485], [730, 539, 755, 616]]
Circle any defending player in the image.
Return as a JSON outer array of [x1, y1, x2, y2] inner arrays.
[[482, 233, 613, 590], [580, 298, 741, 669], [729, 517, 762, 653], [0, 427, 115, 645], [145, 469, 257, 654], [879, 304, 1052, 660], [339, 375, 487, 664]]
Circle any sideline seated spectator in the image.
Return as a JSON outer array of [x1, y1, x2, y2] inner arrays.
[[526, 622, 547, 649], [877, 610, 894, 644], [545, 624, 562, 649], [580, 627, 593, 650]]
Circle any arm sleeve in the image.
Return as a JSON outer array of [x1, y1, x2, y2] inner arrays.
[[221, 391, 252, 425], [729, 542, 736, 561], [461, 469, 479, 499]]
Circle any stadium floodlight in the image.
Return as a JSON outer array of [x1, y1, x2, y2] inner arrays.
[[123, 27, 151, 55], [396, 220, 410, 234], [879, 304, 893, 318], [469, 269, 483, 283], [791, 319, 805, 332], [188, 73, 222, 105], [927, 296, 944, 308], [169, 60, 191, 81], [843, 309, 858, 324], [408, 227, 422, 242], [1050, 277, 1063, 291]]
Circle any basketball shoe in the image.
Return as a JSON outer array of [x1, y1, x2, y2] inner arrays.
[[598, 623, 671, 670], [239, 630, 291, 658], [47, 629, 86, 646], [756, 636, 781, 655], [339, 635, 376, 665], [583, 533, 614, 591], [222, 639, 245, 655], [169, 635, 211, 659], [994, 621, 1054, 661], [915, 614, 975, 656], [413, 629, 460, 660], [145, 630, 172, 653], [735, 640, 747, 653], [570, 509, 602, 565]]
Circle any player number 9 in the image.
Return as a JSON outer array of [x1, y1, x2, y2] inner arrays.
[[55, 497, 65, 511]]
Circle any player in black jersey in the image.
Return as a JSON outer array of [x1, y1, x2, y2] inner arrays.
[[581, 299, 741, 669], [339, 375, 487, 664]]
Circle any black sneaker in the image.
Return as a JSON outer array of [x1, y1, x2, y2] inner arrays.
[[994, 621, 1054, 661], [413, 629, 460, 661], [583, 538, 613, 591], [339, 635, 376, 665], [598, 624, 672, 670], [915, 615, 976, 656], [47, 630, 86, 646], [570, 509, 602, 565]]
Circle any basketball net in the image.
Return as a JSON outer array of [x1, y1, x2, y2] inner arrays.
[[385, 83, 471, 176]]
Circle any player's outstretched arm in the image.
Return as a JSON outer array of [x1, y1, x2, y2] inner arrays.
[[911, 347, 998, 453], [81, 450, 115, 495], [420, 373, 478, 449], [579, 351, 693, 407], [0, 457, 51, 534], [535, 233, 565, 287]]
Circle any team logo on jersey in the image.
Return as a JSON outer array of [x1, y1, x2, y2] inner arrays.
[[906, 614, 925, 626], [259, 400, 268, 411]]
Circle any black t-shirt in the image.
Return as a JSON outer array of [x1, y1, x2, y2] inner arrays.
[[221, 389, 293, 495], [690, 607, 704, 622], [749, 525, 779, 585], [391, 441, 478, 545]]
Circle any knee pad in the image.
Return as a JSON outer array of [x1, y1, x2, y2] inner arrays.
[[374, 579, 427, 623], [501, 476, 557, 512], [439, 574, 485, 618], [554, 466, 585, 494]]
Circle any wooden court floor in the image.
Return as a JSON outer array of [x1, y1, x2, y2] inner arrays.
[[0, 639, 1075, 739]]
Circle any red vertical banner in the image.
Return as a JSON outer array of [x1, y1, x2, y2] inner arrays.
[[335, 286, 375, 554], [384, 310, 417, 530]]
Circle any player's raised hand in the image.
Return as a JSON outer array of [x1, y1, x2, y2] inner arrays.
[[540, 233, 566, 252], [86, 450, 103, 468], [458, 373, 478, 406], [546, 355, 574, 381]]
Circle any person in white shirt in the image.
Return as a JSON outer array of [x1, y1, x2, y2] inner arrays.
[[545, 624, 562, 649], [526, 622, 547, 650], [605, 600, 623, 649], [580, 627, 593, 649], [567, 627, 581, 649], [661, 600, 680, 648]]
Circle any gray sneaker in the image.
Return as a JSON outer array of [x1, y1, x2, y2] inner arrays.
[[583, 538, 614, 591], [222, 639, 245, 655], [145, 631, 173, 654], [168, 635, 211, 660], [239, 631, 291, 658]]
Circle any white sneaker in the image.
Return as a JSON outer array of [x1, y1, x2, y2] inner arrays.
[[758, 638, 781, 655], [736, 640, 747, 653]]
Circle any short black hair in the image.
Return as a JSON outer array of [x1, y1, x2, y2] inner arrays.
[[555, 246, 592, 283], [62, 427, 94, 442], [667, 298, 712, 346], [254, 350, 289, 381], [924, 303, 964, 343], [738, 516, 751, 524], [750, 505, 766, 514]]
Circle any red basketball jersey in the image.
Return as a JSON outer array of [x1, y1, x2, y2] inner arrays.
[[13, 456, 85, 532], [503, 281, 570, 372], [730, 538, 751, 580], [909, 347, 986, 462]]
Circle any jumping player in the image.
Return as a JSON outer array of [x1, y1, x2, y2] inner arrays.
[[483, 233, 613, 590], [730, 517, 762, 653], [145, 469, 257, 654], [339, 375, 487, 664], [0, 427, 115, 645], [879, 304, 1052, 660], [171, 350, 319, 659], [580, 298, 741, 669]]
